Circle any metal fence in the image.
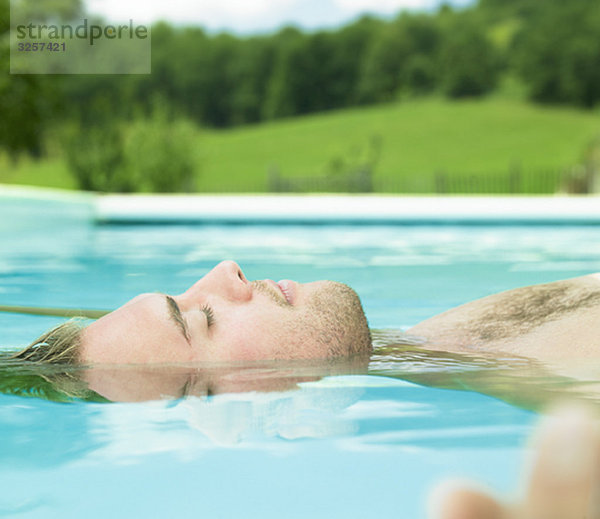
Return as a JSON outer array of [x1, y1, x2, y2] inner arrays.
[[430, 168, 565, 194], [268, 168, 373, 193], [264, 167, 568, 194]]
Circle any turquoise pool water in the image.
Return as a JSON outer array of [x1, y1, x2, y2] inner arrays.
[[1, 195, 600, 518]]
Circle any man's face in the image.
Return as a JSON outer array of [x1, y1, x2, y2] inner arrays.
[[81, 261, 369, 364]]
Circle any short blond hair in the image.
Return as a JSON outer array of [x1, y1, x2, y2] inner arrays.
[[10, 320, 85, 364], [0, 320, 104, 402]]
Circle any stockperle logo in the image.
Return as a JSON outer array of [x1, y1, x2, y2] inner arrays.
[[10, 4, 151, 74]]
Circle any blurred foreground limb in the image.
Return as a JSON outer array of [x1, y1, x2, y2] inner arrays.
[[429, 404, 600, 519]]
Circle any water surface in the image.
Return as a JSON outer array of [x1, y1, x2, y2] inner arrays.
[[2, 197, 600, 518]]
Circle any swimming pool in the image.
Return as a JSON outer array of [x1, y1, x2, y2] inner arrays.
[[2, 191, 600, 518]]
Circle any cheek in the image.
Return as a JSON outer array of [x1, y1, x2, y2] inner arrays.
[[214, 316, 284, 361]]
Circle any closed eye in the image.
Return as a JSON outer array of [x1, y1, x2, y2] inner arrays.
[[201, 304, 215, 327]]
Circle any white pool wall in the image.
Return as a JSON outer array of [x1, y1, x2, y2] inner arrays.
[[2, 185, 600, 224], [97, 193, 600, 224]]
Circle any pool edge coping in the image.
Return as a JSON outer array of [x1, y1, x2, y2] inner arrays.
[[3, 184, 600, 224]]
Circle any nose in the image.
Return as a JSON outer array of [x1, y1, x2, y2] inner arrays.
[[185, 260, 251, 303]]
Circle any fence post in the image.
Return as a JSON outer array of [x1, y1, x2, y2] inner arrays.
[[435, 171, 446, 194], [509, 161, 521, 194], [268, 165, 282, 192]]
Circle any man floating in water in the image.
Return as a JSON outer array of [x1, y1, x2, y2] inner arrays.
[[7, 260, 600, 518], [13, 260, 600, 373]]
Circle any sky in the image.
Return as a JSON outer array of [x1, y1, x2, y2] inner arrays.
[[85, 0, 475, 34]]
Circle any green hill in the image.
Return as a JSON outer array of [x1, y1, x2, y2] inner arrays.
[[3, 97, 600, 193]]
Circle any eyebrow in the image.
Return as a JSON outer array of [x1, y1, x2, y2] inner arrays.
[[165, 295, 191, 345]]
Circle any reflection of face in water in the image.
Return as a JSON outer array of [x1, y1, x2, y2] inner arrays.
[[21, 356, 371, 445], [83, 354, 371, 402], [0, 355, 371, 468], [85, 357, 370, 444]]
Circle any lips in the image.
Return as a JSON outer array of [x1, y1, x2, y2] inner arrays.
[[277, 279, 295, 305], [262, 278, 296, 305]]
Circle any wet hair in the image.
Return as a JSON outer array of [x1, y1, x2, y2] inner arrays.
[[8, 320, 85, 364], [0, 320, 103, 402], [0, 360, 104, 402]]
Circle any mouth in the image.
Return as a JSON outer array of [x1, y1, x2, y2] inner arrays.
[[264, 279, 296, 305], [277, 280, 295, 305]]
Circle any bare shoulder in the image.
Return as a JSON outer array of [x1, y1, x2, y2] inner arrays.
[[408, 273, 600, 355], [586, 272, 600, 284]]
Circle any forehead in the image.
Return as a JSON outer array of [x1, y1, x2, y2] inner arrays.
[[81, 293, 190, 364]]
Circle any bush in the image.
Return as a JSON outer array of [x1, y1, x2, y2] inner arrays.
[[63, 122, 126, 192], [63, 108, 198, 193], [121, 109, 198, 192]]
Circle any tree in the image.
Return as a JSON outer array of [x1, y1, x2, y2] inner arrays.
[[0, 0, 83, 157], [513, 0, 600, 107], [330, 16, 382, 106], [0, 0, 44, 157], [229, 36, 277, 125], [438, 13, 501, 98], [262, 27, 306, 119], [357, 13, 442, 103]]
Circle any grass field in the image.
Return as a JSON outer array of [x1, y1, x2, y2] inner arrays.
[[0, 155, 76, 190], [2, 97, 600, 193]]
